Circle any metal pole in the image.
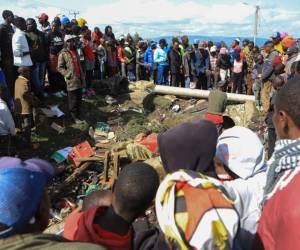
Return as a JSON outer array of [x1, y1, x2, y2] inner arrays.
[[254, 5, 259, 46], [154, 85, 255, 102]]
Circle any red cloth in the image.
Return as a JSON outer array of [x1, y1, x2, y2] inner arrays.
[[254, 169, 300, 250], [135, 133, 158, 153], [92, 31, 103, 47], [68, 49, 81, 78], [64, 207, 132, 250], [272, 56, 283, 67], [205, 113, 224, 125], [83, 39, 96, 61]]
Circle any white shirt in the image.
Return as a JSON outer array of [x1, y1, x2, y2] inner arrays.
[[0, 98, 16, 136], [12, 28, 33, 67], [223, 172, 266, 250]]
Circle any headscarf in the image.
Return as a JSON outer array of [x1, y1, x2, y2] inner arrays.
[[158, 120, 218, 175], [216, 126, 266, 179], [155, 170, 239, 250]]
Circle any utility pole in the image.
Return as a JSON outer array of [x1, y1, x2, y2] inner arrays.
[[254, 5, 259, 46], [69, 11, 79, 20]]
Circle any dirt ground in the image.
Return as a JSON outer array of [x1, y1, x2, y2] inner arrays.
[[26, 80, 265, 233]]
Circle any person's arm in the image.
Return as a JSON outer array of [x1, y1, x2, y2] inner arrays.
[[0, 103, 16, 136], [12, 33, 24, 57], [57, 52, 69, 77]]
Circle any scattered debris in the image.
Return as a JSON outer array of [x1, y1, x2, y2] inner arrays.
[[107, 132, 115, 140], [50, 105, 65, 117], [51, 122, 65, 134], [105, 95, 118, 104], [171, 104, 180, 112], [68, 141, 95, 167], [51, 147, 72, 163]]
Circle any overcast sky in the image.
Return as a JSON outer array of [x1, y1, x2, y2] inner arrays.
[[1, 0, 300, 38]]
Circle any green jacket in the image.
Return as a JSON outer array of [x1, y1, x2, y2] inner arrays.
[[57, 48, 85, 91], [207, 89, 227, 115], [0, 233, 106, 250]]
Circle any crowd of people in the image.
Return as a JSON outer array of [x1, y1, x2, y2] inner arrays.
[[1, 9, 300, 250]]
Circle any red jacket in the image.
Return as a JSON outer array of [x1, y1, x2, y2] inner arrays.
[[254, 168, 300, 250], [117, 46, 127, 63]]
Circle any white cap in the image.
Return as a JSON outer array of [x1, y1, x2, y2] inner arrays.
[[210, 45, 217, 53], [64, 34, 76, 42], [216, 126, 266, 179], [235, 38, 241, 43]]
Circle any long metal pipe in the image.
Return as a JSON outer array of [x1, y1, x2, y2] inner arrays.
[[154, 85, 255, 102]]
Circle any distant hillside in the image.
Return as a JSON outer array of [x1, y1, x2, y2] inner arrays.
[[151, 35, 268, 47]]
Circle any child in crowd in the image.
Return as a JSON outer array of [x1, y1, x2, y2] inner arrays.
[[57, 35, 85, 124], [14, 67, 38, 146], [64, 162, 159, 250]]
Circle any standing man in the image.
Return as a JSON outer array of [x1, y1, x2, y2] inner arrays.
[[144, 41, 156, 82], [243, 41, 255, 95], [252, 54, 264, 109], [37, 13, 51, 33], [154, 39, 168, 85], [191, 41, 210, 90], [209, 45, 218, 88], [12, 17, 33, 69], [26, 18, 48, 98], [57, 35, 85, 124], [45, 21, 65, 93], [169, 40, 182, 87], [117, 37, 127, 78], [0, 10, 15, 98], [261, 41, 279, 113]]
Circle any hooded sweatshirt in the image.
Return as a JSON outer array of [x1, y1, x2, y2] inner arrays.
[[64, 207, 132, 250], [216, 126, 267, 250], [158, 120, 218, 176]]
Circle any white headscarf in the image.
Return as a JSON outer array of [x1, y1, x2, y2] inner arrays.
[[216, 126, 266, 179]]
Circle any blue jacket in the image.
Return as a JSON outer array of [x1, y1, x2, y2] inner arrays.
[[144, 47, 154, 66], [191, 49, 210, 76]]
